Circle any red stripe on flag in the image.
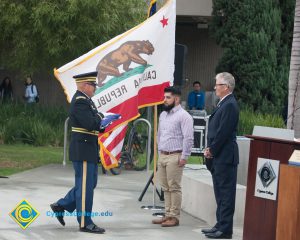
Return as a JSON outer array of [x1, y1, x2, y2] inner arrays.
[[99, 125, 127, 169], [106, 127, 127, 152], [138, 82, 170, 106], [103, 82, 170, 132], [99, 82, 170, 169], [115, 152, 121, 160]]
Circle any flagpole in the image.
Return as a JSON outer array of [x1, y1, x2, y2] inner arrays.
[[142, 0, 164, 213], [152, 105, 158, 206]]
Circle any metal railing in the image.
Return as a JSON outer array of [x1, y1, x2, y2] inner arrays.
[[133, 118, 152, 171]]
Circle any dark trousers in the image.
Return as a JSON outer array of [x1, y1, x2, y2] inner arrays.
[[211, 164, 237, 234], [57, 161, 98, 226]]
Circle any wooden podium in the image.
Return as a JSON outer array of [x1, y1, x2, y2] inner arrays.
[[276, 164, 300, 240], [243, 135, 300, 240]]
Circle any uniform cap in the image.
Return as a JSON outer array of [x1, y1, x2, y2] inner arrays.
[[73, 71, 97, 84]]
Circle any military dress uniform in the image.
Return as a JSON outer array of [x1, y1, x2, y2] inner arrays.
[[51, 72, 106, 234]]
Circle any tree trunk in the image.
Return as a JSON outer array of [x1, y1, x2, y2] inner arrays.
[[288, 0, 300, 138]]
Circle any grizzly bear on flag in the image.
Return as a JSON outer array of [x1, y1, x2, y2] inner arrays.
[[96, 40, 154, 86]]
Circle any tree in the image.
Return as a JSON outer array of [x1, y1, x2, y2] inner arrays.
[[0, 0, 146, 74], [210, 0, 295, 114], [287, 0, 300, 137]]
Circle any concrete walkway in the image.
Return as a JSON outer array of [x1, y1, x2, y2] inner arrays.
[[0, 164, 243, 240]]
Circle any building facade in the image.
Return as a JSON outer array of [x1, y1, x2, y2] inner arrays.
[[176, 0, 223, 110]]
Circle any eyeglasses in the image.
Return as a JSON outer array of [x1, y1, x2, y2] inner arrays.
[[215, 83, 227, 87]]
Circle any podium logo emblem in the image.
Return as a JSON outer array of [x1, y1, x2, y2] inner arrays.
[[258, 161, 276, 187], [9, 199, 40, 229]]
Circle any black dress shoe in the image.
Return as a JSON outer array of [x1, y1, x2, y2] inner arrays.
[[205, 230, 232, 239], [201, 227, 218, 234], [50, 203, 65, 226], [80, 224, 105, 234]]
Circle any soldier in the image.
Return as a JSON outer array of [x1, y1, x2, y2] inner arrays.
[[50, 71, 119, 234]]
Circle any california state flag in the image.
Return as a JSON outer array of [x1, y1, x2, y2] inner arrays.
[[54, 0, 176, 169]]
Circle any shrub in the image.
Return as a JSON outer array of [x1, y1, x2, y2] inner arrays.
[[238, 108, 285, 135], [0, 103, 67, 146]]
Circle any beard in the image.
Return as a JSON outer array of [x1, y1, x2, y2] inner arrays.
[[162, 101, 175, 112]]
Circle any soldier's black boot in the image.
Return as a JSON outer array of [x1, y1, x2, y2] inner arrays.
[[50, 203, 66, 226], [80, 224, 105, 234]]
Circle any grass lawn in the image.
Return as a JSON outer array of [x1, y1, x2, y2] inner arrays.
[[188, 155, 203, 164], [0, 144, 64, 176], [0, 144, 203, 176]]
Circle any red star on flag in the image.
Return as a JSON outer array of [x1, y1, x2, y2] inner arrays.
[[160, 16, 168, 28]]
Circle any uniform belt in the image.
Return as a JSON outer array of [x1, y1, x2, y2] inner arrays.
[[71, 127, 99, 136], [160, 150, 182, 155]]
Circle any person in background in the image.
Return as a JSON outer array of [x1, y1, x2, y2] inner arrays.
[[24, 76, 38, 103], [0, 76, 13, 103], [187, 81, 205, 110]]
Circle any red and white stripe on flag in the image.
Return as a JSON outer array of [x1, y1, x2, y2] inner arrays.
[[99, 124, 127, 170]]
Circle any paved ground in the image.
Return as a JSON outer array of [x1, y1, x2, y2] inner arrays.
[[0, 164, 243, 239]]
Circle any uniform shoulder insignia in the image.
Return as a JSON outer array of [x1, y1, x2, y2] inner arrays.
[[76, 96, 87, 100]]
